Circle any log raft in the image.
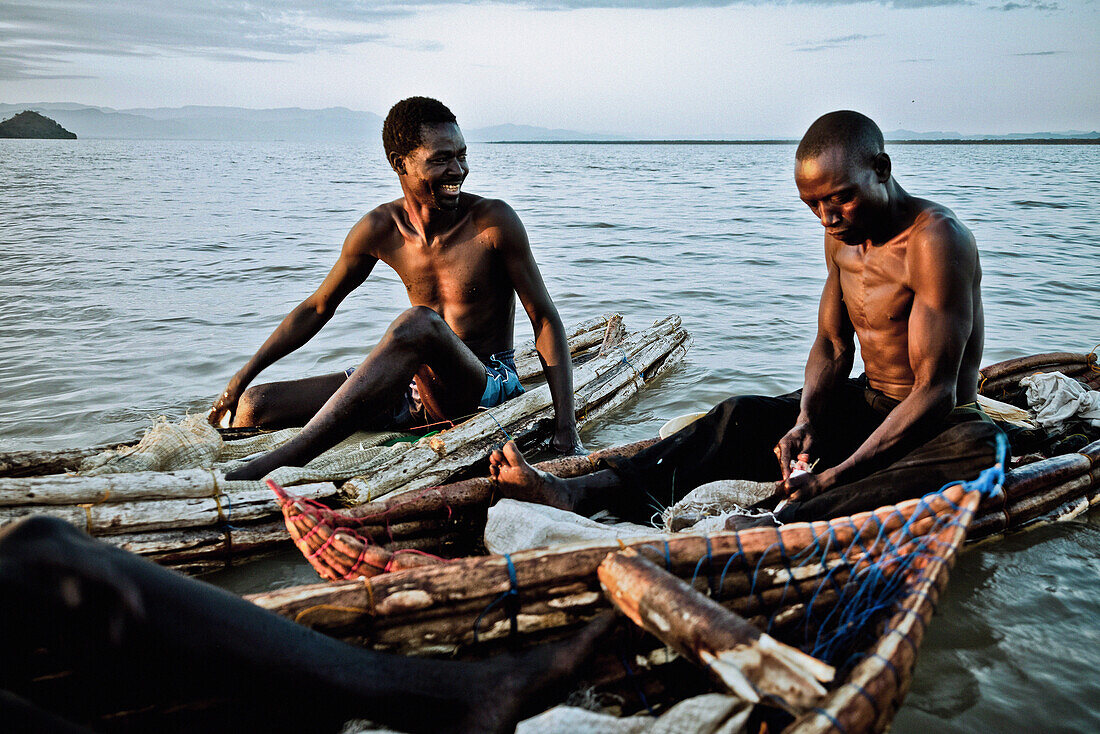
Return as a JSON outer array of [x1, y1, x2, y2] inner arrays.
[[0, 314, 691, 573]]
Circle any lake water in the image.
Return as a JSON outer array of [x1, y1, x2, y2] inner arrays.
[[1, 139, 1097, 732]]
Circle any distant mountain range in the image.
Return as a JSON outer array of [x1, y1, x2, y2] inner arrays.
[[1, 103, 1096, 142], [884, 128, 1100, 141]]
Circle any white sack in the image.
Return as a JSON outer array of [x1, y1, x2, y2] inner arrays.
[[484, 498, 654, 555]]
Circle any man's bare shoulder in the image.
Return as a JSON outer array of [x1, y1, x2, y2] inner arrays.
[[907, 202, 978, 283], [465, 196, 527, 247], [344, 201, 403, 256], [909, 202, 977, 261]]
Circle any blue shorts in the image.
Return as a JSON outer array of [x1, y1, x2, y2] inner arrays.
[[344, 349, 524, 430]]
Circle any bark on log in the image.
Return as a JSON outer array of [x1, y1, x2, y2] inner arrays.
[[341, 318, 687, 503], [1002, 454, 1091, 499], [0, 468, 302, 507], [0, 480, 336, 535], [598, 548, 834, 710], [979, 352, 1087, 381]]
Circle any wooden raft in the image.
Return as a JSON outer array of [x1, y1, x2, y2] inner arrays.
[[280, 346, 1100, 581], [0, 314, 691, 574], [250, 479, 988, 734]]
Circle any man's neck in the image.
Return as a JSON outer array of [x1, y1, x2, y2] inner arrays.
[[400, 194, 460, 242], [871, 179, 916, 245]]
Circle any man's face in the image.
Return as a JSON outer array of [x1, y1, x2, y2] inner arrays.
[[795, 146, 888, 245], [398, 122, 469, 211]]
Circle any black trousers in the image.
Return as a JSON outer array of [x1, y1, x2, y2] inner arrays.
[[600, 377, 1005, 524]]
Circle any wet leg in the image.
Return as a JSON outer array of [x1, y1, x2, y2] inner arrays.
[[226, 306, 487, 480], [230, 372, 348, 429], [0, 517, 612, 734]]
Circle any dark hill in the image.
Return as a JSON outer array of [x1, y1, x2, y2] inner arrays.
[[0, 110, 77, 139]]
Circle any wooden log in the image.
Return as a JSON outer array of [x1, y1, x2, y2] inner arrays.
[[102, 518, 287, 559], [598, 548, 834, 710], [513, 313, 618, 381], [1005, 471, 1097, 527], [979, 352, 1087, 381], [1002, 454, 1091, 500], [981, 365, 1090, 396], [1079, 439, 1100, 465], [0, 481, 336, 536], [0, 445, 122, 479], [0, 468, 276, 507], [341, 317, 686, 502]]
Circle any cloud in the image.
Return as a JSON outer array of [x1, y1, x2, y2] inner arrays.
[[0, 1, 406, 80], [791, 33, 879, 52], [1013, 50, 1063, 55], [0, 0, 1018, 80]]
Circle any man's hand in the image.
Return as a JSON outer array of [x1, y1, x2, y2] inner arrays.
[[775, 421, 816, 480], [550, 426, 585, 456], [208, 377, 245, 428], [777, 468, 838, 503]]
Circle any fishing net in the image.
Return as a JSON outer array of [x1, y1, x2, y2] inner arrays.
[[270, 437, 1007, 733], [77, 414, 412, 485]]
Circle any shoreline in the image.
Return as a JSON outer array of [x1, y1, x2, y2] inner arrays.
[[488, 138, 1100, 145]]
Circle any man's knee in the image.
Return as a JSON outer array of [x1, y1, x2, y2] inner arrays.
[[386, 306, 447, 350], [234, 385, 277, 427]]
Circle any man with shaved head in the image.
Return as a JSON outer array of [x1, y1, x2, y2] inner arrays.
[[491, 111, 1004, 525]]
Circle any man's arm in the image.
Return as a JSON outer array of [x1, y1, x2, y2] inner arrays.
[[492, 201, 582, 454], [776, 240, 856, 477], [208, 216, 380, 426], [788, 215, 976, 500]]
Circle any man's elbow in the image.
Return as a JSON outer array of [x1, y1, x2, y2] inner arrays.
[[914, 379, 957, 416]]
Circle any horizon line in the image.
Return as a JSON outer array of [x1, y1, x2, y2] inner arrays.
[[487, 138, 1100, 145]]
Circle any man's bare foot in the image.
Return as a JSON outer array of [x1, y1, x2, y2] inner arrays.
[[455, 612, 616, 734], [488, 441, 576, 512]]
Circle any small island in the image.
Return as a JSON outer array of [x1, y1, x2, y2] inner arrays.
[[0, 110, 77, 139]]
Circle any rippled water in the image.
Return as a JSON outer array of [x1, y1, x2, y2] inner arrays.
[[1, 139, 1097, 731]]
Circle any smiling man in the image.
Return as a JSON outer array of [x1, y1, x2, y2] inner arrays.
[[212, 97, 582, 480], [489, 110, 1004, 525]]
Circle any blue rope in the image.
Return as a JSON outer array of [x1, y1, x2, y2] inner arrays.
[[616, 650, 657, 717], [480, 408, 514, 442], [473, 553, 520, 644], [799, 437, 1007, 665]]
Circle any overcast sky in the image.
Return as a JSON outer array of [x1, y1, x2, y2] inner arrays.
[[2, 0, 1097, 137]]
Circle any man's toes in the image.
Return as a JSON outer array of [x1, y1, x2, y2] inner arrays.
[[501, 440, 526, 467]]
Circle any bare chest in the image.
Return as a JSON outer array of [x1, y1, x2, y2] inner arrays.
[[380, 233, 503, 308], [836, 245, 913, 331]]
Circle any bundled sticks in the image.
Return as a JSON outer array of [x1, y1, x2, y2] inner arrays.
[[971, 438, 1100, 538], [978, 350, 1099, 399], [339, 315, 691, 503], [252, 483, 977, 652], [0, 314, 689, 574], [248, 481, 985, 734]]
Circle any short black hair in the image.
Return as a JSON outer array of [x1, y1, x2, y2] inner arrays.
[[796, 110, 885, 165], [382, 97, 458, 160]]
